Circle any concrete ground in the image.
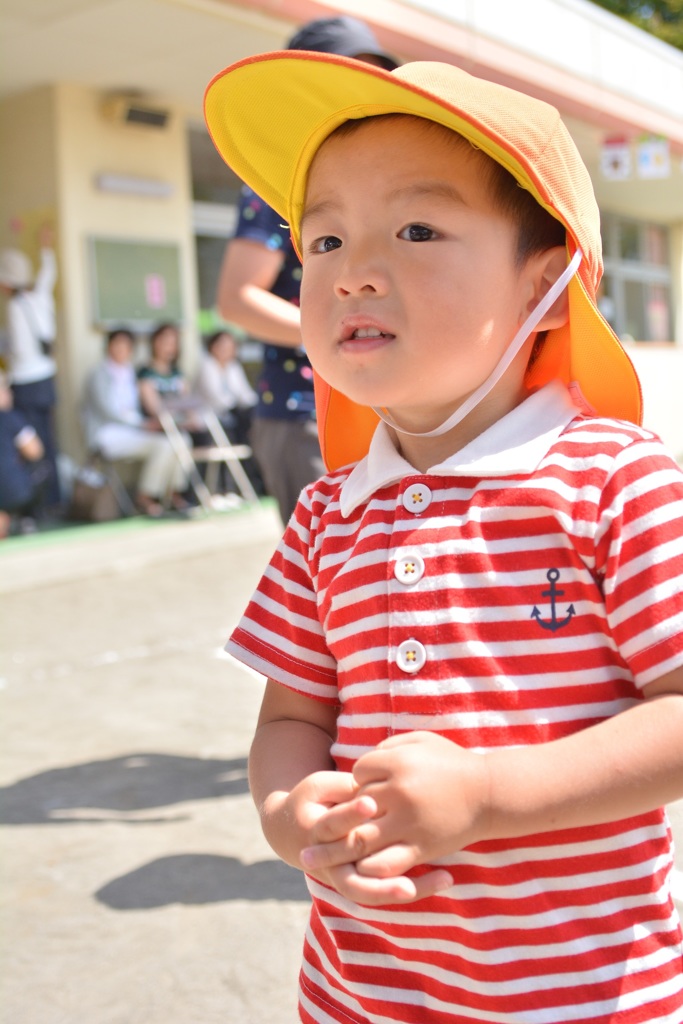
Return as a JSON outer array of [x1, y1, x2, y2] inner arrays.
[[0, 504, 309, 1024], [1, 503, 682, 1024]]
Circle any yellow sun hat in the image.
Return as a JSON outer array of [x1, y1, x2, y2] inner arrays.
[[205, 52, 642, 471]]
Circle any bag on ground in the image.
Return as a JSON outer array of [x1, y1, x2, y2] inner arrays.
[[68, 466, 120, 523]]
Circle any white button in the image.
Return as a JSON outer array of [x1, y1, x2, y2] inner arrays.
[[394, 554, 425, 585], [402, 483, 432, 514], [396, 638, 427, 674]]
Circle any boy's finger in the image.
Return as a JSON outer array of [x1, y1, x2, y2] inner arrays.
[[308, 770, 358, 806], [355, 843, 417, 878], [330, 866, 453, 907], [405, 869, 454, 902], [304, 801, 380, 856], [328, 863, 419, 904]]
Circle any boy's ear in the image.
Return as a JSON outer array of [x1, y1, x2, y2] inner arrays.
[[523, 246, 569, 330]]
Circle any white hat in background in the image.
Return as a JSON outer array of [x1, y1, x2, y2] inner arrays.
[[0, 248, 33, 289]]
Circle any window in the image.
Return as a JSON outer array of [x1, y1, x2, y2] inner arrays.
[[601, 215, 673, 342], [188, 125, 242, 206], [188, 126, 242, 334]]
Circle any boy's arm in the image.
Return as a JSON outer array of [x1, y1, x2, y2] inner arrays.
[[250, 679, 453, 901], [485, 668, 683, 837], [249, 678, 352, 869], [303, 668, 683, 893]]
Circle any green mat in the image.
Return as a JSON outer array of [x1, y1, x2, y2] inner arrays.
[[0, 498, 275, 555]]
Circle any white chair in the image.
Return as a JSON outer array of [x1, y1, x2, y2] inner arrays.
[[157, 397, 259, 512]]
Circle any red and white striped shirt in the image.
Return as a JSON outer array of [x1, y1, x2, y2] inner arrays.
[[228, 384, 683, 1023]]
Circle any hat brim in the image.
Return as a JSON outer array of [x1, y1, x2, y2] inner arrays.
[[205, 52, 642, 469], [206, 52, 560, 249]]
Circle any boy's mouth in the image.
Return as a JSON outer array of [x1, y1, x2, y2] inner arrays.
[[341, 328, 395, 354], [351, 327, 388, 339], [340, 320, 395, 351]]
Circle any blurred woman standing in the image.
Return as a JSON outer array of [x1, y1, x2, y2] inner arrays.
[[0, 224, 60, 509]]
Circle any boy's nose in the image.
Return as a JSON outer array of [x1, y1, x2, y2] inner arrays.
[[333, 246, 390, 299]]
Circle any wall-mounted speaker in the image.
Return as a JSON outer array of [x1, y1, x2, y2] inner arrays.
[[101, 94, 170, 129]]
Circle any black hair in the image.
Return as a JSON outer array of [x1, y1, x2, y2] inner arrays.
[[204, 329, 237, 354], [149, 322, 178, 344], [106, 326, 135, 349]]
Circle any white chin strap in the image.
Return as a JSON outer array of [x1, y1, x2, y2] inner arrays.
[[373, 248, 583, 439]]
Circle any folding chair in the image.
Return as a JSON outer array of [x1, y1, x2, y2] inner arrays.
[[79, 384, 141, 517], [157, 397, 259, 513]]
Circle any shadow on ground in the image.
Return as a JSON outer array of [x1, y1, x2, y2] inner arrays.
[[0, 752, 249, 824], [95, 853, 310, 908]]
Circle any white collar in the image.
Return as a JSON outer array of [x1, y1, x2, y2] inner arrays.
[[339, 381, 580, 517]]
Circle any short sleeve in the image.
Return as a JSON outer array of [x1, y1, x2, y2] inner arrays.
[[226, 506, 339, 703], [233, 186, 290, 251], [599, 435, 683, 686]]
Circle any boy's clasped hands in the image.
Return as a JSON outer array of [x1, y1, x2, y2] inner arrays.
[[295, 731, 489, 905]]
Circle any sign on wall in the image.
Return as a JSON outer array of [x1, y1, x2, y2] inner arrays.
[[89, 237, 183, 327]]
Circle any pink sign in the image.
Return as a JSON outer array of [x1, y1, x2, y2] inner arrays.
[[145, 273, 166, 309]]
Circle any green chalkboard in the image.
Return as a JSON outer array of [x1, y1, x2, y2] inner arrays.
[[89, 237, 183, 326]]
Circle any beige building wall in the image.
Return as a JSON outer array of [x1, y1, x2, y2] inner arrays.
[[1, 82, 198, 461], [54, 82, 198, 459], [0, 86, 60, 368], [0, 86, 58, 225], [629, 223, 683, 458]]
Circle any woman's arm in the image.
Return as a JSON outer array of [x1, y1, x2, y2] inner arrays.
[[194, 357, 225, 414], [15, 424, 44, 462], [227, 361, 257, 408], [217, 239, 302, 347], [34, 226, 57, 295], [138, 376, 163, 418]]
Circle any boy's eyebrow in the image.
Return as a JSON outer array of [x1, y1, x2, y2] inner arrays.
[[301, 180, 469, 231], [389, 181, 469, 207], [300, 199, 338, 233]]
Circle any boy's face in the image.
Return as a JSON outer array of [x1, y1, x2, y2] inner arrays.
[[300, 116, 542, 448]]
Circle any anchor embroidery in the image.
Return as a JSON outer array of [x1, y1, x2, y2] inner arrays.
[[531, 568, 576, 632]]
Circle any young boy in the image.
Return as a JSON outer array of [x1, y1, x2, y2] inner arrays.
[[205, 55, 683, 1022]]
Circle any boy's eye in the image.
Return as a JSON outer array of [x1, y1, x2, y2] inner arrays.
[[399, 224, 437, 242], [312, 235, 342, 253]]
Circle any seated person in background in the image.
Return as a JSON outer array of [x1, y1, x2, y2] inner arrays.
[[194, 329, 257, 446], [138, 322, 203, 448], [82, 327, 189, 517], [193, 329, 265, 497], [0, 373, 49, 537], [138, 322, 189, 416]]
